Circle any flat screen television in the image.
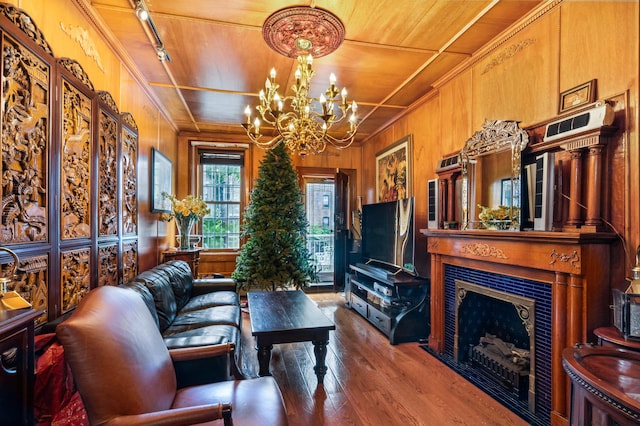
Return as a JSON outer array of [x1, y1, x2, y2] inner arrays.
[[361, 197, 415, 273]]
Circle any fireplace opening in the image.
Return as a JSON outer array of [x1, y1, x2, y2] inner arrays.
[[455, 279, 536, 412]]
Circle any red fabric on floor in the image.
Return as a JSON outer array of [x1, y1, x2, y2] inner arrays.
[[34, 333, 88, 426]]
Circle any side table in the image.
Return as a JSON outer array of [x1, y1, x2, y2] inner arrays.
[[162, 248, 201, 277], [594, 326, 640, 352], [0, 308, 42, 425], [563, 345, 640, 425]]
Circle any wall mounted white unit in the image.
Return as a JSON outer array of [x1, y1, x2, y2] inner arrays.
[[543, 102, 614, 143]]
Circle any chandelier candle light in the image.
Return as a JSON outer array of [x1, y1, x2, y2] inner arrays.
[[242, 55, 358, 157]]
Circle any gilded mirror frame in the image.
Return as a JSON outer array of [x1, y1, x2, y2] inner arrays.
[[460, 119, 529, 230]]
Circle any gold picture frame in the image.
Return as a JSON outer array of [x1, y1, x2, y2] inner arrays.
[[559, 79, 596, 114], [375, 134, 412, 202]]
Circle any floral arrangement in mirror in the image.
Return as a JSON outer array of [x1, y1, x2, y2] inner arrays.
[[477, 204, 519, 230]]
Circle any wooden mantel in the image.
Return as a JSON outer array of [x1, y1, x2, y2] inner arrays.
[[421, 229, 617, 425]]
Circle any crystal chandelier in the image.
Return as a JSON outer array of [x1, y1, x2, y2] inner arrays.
[[241, 6, 359, 157]]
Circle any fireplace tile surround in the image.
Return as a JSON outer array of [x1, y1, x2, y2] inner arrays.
[[423, 229, 616, 425], [446, 265, 552, 421]]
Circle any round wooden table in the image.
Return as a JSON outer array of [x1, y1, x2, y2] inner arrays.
[[594, 326, 640, 351], [563, 345, 640, 425]]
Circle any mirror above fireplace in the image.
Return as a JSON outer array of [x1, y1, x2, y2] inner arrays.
[[460, 119, 529, 230]]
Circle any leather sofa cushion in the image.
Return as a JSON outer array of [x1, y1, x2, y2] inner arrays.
[[163, 334, 229, 350], [159, 260, 194, 310], [162, 324, 240, 346], [165, 306, 241, 335], [181, 291, 239, 313], [122, 281, 160, 329], [132, 269, 177, 331]]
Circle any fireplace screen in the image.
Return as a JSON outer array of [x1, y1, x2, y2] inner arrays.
[[454, 279, 536, 412]]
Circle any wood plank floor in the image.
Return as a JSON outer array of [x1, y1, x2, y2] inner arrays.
[[238, 291, 529, 426]]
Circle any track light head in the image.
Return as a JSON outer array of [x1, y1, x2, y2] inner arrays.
[[135, 1, 149, 21]]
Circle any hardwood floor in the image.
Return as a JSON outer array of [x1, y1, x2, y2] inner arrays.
[[238, 291, 528, 426]]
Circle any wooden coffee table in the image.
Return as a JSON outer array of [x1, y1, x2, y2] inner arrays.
[[247, 290, 336, 385]]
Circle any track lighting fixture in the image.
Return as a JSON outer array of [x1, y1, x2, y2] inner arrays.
[[133, 0, 171, 62]]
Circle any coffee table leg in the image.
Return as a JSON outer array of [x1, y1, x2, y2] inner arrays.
[[257, 344, 273, 376], [312, 339, 329, 385]]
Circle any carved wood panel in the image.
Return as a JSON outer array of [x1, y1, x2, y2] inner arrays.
[[122, 239, 138, 284], [98, 243, 118, 287], [0, 5, 140, 325], [121, 120, 137, 235], [97, 108, 118, 236], [0, 33, 49, 244], [60, 248, 90, 313], [60, 77, 92, 239], [0, 254, 48, 325]]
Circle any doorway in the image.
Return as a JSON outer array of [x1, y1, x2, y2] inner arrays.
[[304, 179, 335, 287]]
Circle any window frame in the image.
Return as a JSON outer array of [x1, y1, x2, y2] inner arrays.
[[196, 148, 246, 251]]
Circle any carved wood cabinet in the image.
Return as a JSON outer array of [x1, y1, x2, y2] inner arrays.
[[0, 4, 139, 325]]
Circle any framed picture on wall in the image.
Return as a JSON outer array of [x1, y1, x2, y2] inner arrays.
[[376, 134, 413, 202], [151, 148, 172, 213], [559, 79, 596, 114]]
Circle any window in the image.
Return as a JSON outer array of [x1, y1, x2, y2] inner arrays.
[[199, 151, 243, 249]]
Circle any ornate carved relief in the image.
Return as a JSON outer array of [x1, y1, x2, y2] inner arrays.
[[97, 90, 119, 114], [122, 127, 137, 235], [460, 242, 508, 259], [121, 112, 138, 132], [57, 58, 94, 91], [61, 248, 90, 313], [482, 39, 536, 75], [1, 36, 49, 243], [59, 23, 105, 72], [0, 4, 54, 56], [98, 110, 118, 236], [1, 254, 48, 324], [122, 240, 138, 284], [61, 79, 92, 239], [549, 249, 581, 270], [98, 244, 119, 287]]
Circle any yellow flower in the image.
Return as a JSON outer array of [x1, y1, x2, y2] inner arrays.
[[160, 192, 211, 222]]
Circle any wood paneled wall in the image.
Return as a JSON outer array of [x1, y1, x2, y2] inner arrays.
[[362, 1, 639, 282]]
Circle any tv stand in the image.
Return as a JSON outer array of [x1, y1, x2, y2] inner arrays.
[[346, 262, 430, 344]]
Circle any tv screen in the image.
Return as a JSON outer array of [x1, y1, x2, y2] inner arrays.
[[361, 197, 415, 272]]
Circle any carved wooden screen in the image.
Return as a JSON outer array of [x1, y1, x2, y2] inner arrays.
[[59, 59, 93, 240], [60, 248, 90, 313], [97, 91, 119, 237], [98, 243, 118, 287], [0, 32, 49, 244], [0, 4, 140, 320], [0, 14, 53, 323], [121, 114, 138, 236], [122, 240, 138, 284]]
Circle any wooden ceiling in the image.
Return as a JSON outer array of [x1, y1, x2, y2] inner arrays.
[[89, 0, 544, 142]]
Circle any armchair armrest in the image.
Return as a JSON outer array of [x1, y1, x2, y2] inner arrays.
[[104, 403, 232, 426]]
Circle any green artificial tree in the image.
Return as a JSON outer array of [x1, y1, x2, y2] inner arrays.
[[232, 143, 316, 291]]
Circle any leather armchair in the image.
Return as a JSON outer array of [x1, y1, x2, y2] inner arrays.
[[56, 285, 288, 426]]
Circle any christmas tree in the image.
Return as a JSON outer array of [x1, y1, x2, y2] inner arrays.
[[232, 143, 316, 291]]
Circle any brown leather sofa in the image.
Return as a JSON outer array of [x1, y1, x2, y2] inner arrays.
[[122, 260, 242, 383], [56, 285, 288, 426]]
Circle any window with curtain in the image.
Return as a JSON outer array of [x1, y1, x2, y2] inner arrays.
[[199, 151, 243, 249]]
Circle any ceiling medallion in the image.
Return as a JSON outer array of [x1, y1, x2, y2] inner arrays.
[[262, 6, 345, 58]]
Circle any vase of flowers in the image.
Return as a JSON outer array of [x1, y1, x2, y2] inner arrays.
[[162, 193, 210, 249]]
